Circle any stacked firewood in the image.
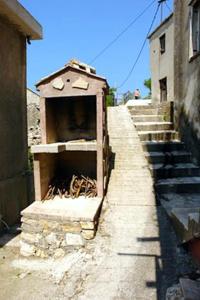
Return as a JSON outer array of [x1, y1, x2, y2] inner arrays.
[[44, 175, 97, 201]]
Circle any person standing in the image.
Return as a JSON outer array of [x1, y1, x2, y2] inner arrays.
[[134, 89, 141, 99]]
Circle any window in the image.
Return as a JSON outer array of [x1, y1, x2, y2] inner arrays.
[[160, 34, 166, 54], [160, 78, 167, 102], [190, 0, 200, 57]]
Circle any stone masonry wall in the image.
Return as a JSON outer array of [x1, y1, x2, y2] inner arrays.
[[20, 216, 97, 258], [27, 89, 41, 146]]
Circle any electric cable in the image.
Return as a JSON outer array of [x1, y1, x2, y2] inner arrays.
[[89, 0, 157, 64], [165, 1, 173, 13], [117, 2, 161, 89]]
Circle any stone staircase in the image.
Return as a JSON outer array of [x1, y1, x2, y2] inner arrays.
[[129, 105, 179, 142], [129, 103, 200, 244]]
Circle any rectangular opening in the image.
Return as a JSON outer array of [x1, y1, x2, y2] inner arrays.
[[37, 151, 97, 201], [160, 77, 167, 102], [45, 96, 96, 143], [192, 1, 200, 54], [160, 34, 166, 54]]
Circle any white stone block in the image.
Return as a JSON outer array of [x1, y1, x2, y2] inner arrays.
[[65, 233, 84, 246], [52, 78, 64, 90], [20, 241, 36, 257]]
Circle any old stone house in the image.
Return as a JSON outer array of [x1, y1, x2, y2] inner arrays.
[[0, 0, 42, 227], [174, 0, 200, 163], [149, 13, 174, 103]]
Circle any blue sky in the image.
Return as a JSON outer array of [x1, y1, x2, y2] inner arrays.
[[19, 0, 173, 97]]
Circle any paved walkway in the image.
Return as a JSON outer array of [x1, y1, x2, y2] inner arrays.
[[68, 106, 178, 299], [0, 106, 183, 300]]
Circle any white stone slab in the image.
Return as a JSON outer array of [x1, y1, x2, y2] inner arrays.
[[65, 233, 84, 246], [52, 78, 64, 90], [64, 141, 97, 151], [31, 141, 97, 153], [126, 99, 152, 106], [31, 143, 66, 153], [21, 196, 102, 222]]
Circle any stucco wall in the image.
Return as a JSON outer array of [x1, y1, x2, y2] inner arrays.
[[0, 16, 29, 225], [149, 15, 174, 103], [174, 0, 200, 164]]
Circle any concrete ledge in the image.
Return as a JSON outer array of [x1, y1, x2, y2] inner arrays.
[[31, 143, 66, 153], [0, 0, 42, 40], [21, 196, 102, 222], [31, 141, 97, 153]]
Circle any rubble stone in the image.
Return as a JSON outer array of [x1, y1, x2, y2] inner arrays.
[[166, 284, 184, 300], [66, 233, 85, 246], [46, 233, 60, 247], [54, 248, 65, 259], [81, 230, 95, 240], [80, 221, 95, 230], [20, 241, 36, 257]]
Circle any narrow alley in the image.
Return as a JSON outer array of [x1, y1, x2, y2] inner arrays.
[[0, 105, 189, 300]]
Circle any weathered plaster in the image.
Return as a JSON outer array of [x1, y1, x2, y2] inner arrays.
[[149, 14, 174, 103], [0, 16, 28, 225], [174, 0, 200, 163]]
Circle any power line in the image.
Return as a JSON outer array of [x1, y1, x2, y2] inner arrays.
[[165, 1, 173, 13], [88, 0, 157, 65], [117, 2, 161, 89]]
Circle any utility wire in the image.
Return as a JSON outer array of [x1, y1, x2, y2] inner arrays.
[[117, 2, 161, 89], [165, 1, 173, 13], [88, 0, 157, 65]]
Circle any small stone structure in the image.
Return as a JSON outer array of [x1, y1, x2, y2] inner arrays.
[[21, 60, 110, 257]]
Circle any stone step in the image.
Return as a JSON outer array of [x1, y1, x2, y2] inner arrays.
[[171, 208, 200, 243], [132, 115, 163, 122], [150, 163, 200, 179], [142, 141, 185, 152], [156, 177, 200, 194], [129, 109, 158, 115], [135, 122, 173, 131], [138, 130, 179, 142], [145, 151, 191, 164], [160, 193, 200, 217]]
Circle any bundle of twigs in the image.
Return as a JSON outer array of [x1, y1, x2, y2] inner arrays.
[[69, 175, 97, 198], [44, 175, 97, 201]]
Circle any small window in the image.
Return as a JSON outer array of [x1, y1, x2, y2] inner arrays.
[[190, 1, 200, 57], [160, 34, 166, 54]]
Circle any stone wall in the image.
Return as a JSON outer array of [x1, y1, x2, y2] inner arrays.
[[20, 216, 97, 257], [0, 16, 29, 225], [149, 14, 174, 103], [174, 0, 200, 164], [27, 89, 41, 146]]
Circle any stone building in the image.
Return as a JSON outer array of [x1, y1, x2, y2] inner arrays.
[[27, 88, 41, 146], [174, 0, 200, 163], [149, 13, 174, 103], [0, 0, 42, 227]]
